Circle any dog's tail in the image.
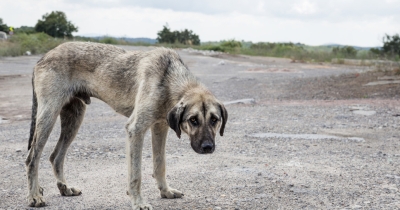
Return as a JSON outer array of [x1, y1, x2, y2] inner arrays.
[[28, 72, 37, 151]]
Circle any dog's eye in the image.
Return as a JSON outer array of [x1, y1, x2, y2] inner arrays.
[[189, 117, 198, 126], [210, 117, 218, 125]]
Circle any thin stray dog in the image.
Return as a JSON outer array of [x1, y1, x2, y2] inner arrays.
[[26, 42, 228, 209]]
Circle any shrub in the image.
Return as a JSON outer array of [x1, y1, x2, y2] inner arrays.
[[99, 37, 119, 44], [246, 42, 306, 59], [200, 45, 225, 52], [0, 33, 63, 56], [332, 46, 357, 58], [157, 24, 200, 45], [382, 33, 400, 57]]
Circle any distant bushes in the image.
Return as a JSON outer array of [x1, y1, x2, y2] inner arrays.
[[0, 33, 63, 56], [331, 46, 357, 58], [198, 40, 242, 53], [194, 41, 389, 62], [99, 36, 119, 44], [368, 33, 400, 61], [245, 42, 306, 58], [157, 24, 200, 45]]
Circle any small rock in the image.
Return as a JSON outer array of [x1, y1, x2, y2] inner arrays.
[[352, 110, 376, 116], [214, 207, 222, 210], [364, 80, 400, 86], [224, 98, 256, 105], [16, 149, 22, 152]]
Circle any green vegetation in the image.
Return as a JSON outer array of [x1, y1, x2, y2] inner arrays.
[[14, 26, 36, 34], [157, 24, 200, 45], [35, 11, 78, 38], [193, 40, 400, 63], [0, 33, 64, 56], [1, 12, 399, 64], [368, 33, 400, 61], [0, 18, 8, 32]]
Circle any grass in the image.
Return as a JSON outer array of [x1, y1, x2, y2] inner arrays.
[[1, 34, 398, 65], [0, 33, 65, 57]]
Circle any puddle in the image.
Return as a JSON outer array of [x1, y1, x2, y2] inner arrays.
[[249, 133, 365, 142]]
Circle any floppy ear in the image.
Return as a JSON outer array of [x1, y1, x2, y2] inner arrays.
[[218, 103, 228, 136], [167, 103, 186, 139]]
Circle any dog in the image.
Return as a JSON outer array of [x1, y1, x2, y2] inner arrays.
[[25, 42, 228, 209]]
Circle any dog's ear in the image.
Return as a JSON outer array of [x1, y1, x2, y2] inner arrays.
[[167, 103, 186, 139], [218, 103, 228, 136]]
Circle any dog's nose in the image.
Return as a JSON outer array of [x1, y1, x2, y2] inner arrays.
[[201, 142, 214, 153]]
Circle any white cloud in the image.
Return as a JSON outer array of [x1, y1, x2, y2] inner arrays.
[[0, 0, 399, 46], [292, 1, 317, 15]]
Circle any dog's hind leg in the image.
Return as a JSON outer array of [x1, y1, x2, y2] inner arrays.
[[49, 97, 86, 196], [26, 99, 64, 207], [151, 122, 183, 199]]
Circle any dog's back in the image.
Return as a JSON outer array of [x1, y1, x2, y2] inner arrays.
[[36, 42, 127, 73]]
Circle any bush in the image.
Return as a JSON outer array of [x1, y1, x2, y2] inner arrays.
[[157, 24, 200, 45], [219, 40, 242, 53], [14, 26, 36, 34], [0, 18, 8, 33], [99, 37, 119, 44], [332, 46, 357, 58], [0, 33, 63, 56], [246, 42, 306, 58], [35, 11, 78, 38], [200, 45, 225, 52], [382, 33, 400, 57]]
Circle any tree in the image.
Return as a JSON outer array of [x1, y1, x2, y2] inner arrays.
[[35, 11, 78, 38], [382, 33, 400, 57], [332, 46, 357, 58], [0, 18, 8, 32], [15, 26, 35, 34], [156, 24, 200, 45], [157, 24, 175, 44]]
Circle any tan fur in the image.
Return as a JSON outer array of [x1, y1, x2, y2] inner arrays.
[[25, 42, 228, 209]]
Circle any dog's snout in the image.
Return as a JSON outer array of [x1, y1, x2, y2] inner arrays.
[[201, 142, 214, 153]]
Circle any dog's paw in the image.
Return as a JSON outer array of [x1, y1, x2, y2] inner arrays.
[[57, 182, 82, 196], [132, 203, 153, 210], [160, 188, 184, 199], [27, 193, 46, 207]]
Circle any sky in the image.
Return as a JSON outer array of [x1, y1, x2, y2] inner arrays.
[[1, 0, 399, 47]]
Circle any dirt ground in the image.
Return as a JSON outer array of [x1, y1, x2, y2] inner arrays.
[[1, 45, 400, 209]]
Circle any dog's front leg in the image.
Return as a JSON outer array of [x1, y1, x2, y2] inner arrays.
[[151, 122, 183, 199], [126, 117, 152, 210]]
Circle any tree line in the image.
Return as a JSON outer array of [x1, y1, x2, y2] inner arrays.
[[0, 11, 78, 38], [156, 24, 200, 45], [1, 11, 399, 58]]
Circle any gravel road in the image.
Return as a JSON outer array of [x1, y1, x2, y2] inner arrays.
[[0, 45, 399, 209]]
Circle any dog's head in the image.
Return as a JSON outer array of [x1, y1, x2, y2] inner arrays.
[[167, 91, 228, 154]]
